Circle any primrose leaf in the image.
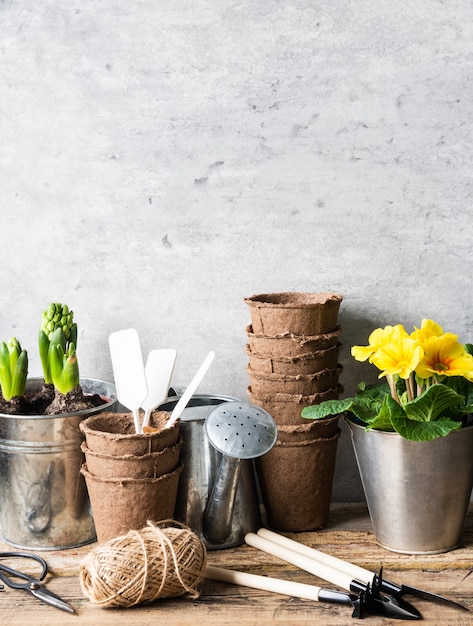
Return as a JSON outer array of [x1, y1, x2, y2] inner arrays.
[[365, 394, 401, 431], [301, 398, 353, 419], [403, 384, 463, 423], [443, 376, 473, 409], [391, 415, 462, 441]]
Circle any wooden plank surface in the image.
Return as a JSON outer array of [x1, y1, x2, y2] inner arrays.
[[0, 504, 472, 625]]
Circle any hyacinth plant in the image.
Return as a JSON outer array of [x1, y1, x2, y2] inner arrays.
[[39, 303, 79, 395], [0, 337, 28, 401], [302, 319, 473, 442], [0, 303, 80, 402]]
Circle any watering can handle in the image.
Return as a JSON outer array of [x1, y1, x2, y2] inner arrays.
[[202, 456, 242, 545]]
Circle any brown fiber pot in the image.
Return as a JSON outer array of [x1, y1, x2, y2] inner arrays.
[[79, 411, 180, 456], [276, 417, 340, 441], [246, 343, 341, 374], [80, 437, 182, 479], [80, 463, 183, 542], [247, 365, 342, 396], [246, 325, 341, 357], [244, 292, 342, 336], [256, 430, 341, 532], [247, 385, 343, 425]]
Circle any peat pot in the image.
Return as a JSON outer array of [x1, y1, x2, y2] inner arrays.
[[157, 394, 262, 550], [347, 416, 473, 554], [0, 378, 117, 550]]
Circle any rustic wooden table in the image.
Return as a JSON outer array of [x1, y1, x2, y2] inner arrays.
[[0, 504, 472, 625]]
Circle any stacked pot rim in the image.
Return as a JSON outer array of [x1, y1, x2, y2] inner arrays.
[[79, 410, 182, 542], [245, 291, 343, 425], [244, 291, 343, 532]]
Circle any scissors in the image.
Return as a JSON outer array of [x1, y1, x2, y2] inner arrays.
[[0, 551, 74, 613]]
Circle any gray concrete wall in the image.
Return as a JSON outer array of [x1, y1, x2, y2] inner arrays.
[[2, 1, 472, 501]]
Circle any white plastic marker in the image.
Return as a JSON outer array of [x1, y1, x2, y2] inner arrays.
[[165, 350, 215, 430], [109, 329, 148, 434], [141, 348, 177, 431]]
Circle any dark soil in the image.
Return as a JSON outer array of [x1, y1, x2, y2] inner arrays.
[[0, 384, 107, 415]]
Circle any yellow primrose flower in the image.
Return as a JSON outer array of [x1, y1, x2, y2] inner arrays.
[[351, 324, 408, 362], [415, 333, 473, 381], [410, 319, 446, 345], [371, 337, 424, 379]]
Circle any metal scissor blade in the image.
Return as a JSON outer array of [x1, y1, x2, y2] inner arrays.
[[369, 591, 422, 620], [375, 570, 469, 612], [29, 584, 75, 613], [349, 578, 422, 620]]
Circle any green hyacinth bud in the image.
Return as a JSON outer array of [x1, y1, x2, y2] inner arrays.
[[39, 303, 79, 393]]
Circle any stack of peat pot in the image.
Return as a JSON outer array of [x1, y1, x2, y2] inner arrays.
[[244, 292, 343, 532], [79, 411, 182, 542]]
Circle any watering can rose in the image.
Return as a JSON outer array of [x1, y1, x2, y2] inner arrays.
[[302, 319, 473, 441]]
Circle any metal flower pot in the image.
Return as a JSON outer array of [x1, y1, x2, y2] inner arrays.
[[347, 416, 473, 554], [0, 378, 117, 550]]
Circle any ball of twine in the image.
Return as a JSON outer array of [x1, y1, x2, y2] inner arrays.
[[79, 520, 207, 608]]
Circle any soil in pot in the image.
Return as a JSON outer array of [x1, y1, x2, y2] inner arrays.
[[0, 383, 108, 416]]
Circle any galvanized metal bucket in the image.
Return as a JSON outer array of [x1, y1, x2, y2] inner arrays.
[[157, 394, 263, 550], [347, 416, 473, 554], [0, 378, 117, 550]]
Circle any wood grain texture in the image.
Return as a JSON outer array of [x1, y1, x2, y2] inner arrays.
[[0, 504, 472, 625]]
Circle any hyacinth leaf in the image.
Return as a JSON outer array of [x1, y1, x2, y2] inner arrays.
[[0, 341, 12, 400], [69, 322, 77, 348], [43, 326, 66, 385], [403, 384, 463, 423], [49, 344, 79, 395], [11, 349, 28, 399], [0, 338, 28, 401], [49, 344, 64, 392], [61, 351, 79, 395], [8, 338, 20, 374], [39, 329, 51, 384]]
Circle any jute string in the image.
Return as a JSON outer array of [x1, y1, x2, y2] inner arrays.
[[79, 520, 207, 608]]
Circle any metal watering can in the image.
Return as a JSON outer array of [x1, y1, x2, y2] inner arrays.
[[158, 395, 276, 549]]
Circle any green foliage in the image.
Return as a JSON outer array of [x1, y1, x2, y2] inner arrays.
[[302, 378, 471, 442], [0, 338, 28, 401], [39, 303, 79, 394]]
